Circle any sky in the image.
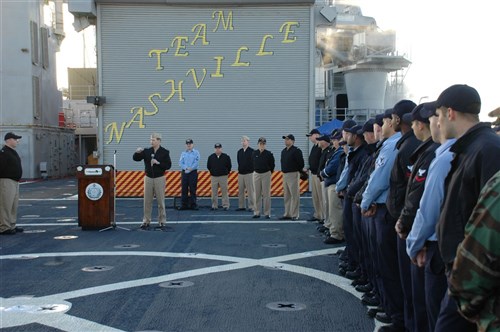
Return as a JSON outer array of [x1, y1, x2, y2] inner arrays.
[[56, 0, 499, 121], [357, 0, 499, 120]]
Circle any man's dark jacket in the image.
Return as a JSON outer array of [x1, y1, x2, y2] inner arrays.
[[237, 147, 254, 174], [399, 138, 439, 233], [437, 123, 500, 268], [281, 145, 305, 173], [308, 144, 322, 175], [344, 143, 369, 195], [207, 153, 232, 177], [387, 130, 420, 218], [347, 142, 377, 199], [133, 146, 172, 178], [0, 145, 22, 181]]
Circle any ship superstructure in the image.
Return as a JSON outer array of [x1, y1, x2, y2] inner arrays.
[[314, 0, 410, 125]]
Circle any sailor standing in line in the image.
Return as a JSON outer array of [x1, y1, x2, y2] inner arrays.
[[319, 132, 344, 244], [386, 99, 420, 332], [252, 137, 275, 219], [306, 128, 324, 222], [396, 103, 440, 332], [236, 136, 255, 212], [0, 132, 24, 235], [207, 143, 232, 211], [133, 133, 172, 229], [405, 106, 454, 332], [360, 109, 405, 330], [433, 84, 500, 332], [178, 138, 200, 210], [279, 134, 304, 221]]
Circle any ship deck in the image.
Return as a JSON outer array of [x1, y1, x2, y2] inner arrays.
[[0, 178, 382, 332]]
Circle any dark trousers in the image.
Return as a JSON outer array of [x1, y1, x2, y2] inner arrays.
[[424, 241, 448, 332], [181, 171, 198, 208], [351, 203, 365, 277], [435, 289, 476, 332], [434, 272, 476, 332], [362, 213, 380, 295], [410, 254, 429, 332], [342, 197, 357, 268], [397, 236, 415, 331], [374, 205, 404, 327]]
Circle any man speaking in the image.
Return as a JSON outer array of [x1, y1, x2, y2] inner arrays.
[[133, 133, 172, 229]]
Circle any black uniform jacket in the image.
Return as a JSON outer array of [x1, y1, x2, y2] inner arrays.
[[387, 130, 420, 218], [281, 145, 305, 173], [0, 145, 22, 181], [344, 143, 369, 197], [347, 142, 377, 199], [437, 123, 500, 268], [133, 146, 172, 178], [399, 138, 440, 232], [237, 147, 254, 175], [207, 153, 232, 177], [252, 149, 275, 173], [308, 144, 322, 175]]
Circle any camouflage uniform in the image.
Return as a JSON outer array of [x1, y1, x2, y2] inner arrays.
[[449, 170, 500, 332]]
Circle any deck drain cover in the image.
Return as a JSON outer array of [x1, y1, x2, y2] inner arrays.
[[266, 302, 306, 311], [82, 266, 114, 272], [193, 234, 215, 238], [24, 230, 46, 234], [259, 227, 280, 232], [263, 265, 284, 270], [22, 215, 39, 218], [114, 244, 140, 249], [262, 244, 287, 248], [54, 235, 78, 240], [3, 303, 71, 314], [159, 280, 194, 288]]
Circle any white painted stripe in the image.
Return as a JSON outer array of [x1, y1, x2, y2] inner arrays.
[[0, 247, 384, 331]]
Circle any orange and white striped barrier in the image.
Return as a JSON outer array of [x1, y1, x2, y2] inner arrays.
[[116, 170, 308, 198]]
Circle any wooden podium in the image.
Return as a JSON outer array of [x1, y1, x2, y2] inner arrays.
[[76, 165, 115, 230]]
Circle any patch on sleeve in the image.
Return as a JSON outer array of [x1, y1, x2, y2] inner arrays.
[[376, 156, 386, 168]]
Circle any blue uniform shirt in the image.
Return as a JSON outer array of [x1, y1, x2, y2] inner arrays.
[[406, 139, 456, 259], [360, 132, 401, 210], [179, 149, 200, 172]]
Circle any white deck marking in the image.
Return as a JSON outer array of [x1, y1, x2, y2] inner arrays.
[[1, 247, 381, 331]]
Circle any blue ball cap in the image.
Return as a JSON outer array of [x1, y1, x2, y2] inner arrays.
[[344, 124, 363, 134], [316, 134, 331, 142], [374, 113, 385, 126], [331, 129, 342, 140], [393, 100, 417, 119], [358, 119, 375, 135], [383, 108, 394, 119], [341, 119, 357, 130], [435, 84, 481, 114]]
